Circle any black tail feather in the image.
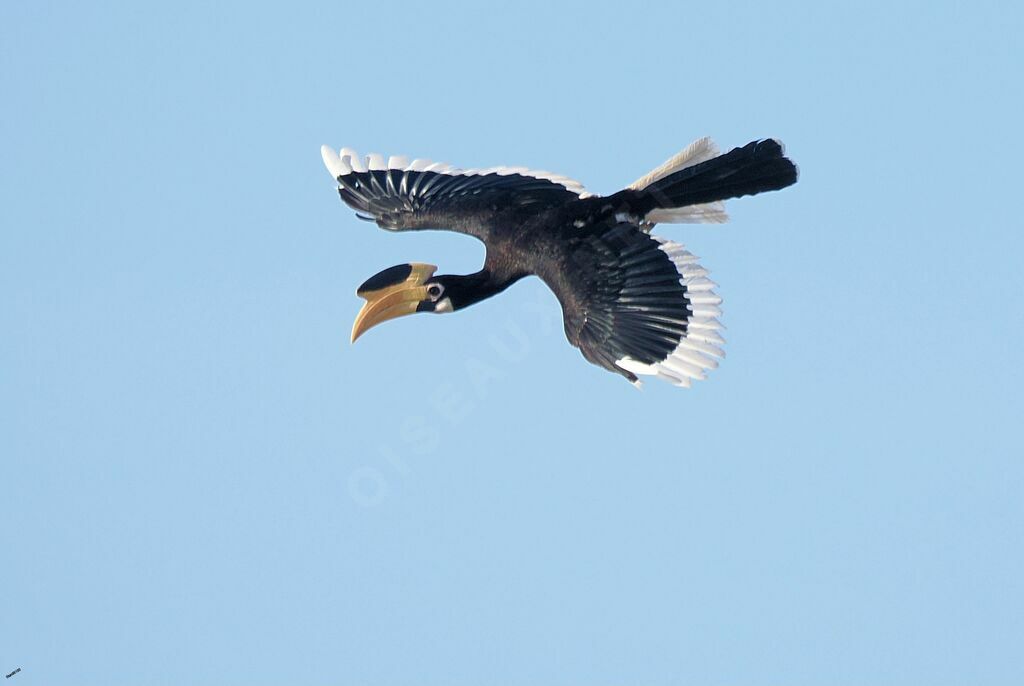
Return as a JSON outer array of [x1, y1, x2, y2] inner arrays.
[[629, 139, 798, 212]]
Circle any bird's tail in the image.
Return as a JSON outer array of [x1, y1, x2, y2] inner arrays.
[[622, 138, 798, 226]]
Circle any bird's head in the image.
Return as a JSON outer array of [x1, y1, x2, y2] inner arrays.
[[350, 263, 457, 342]]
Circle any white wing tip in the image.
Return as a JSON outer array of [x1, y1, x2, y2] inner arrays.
[[321, 145, 350, 180], [318, 145, 587, 195]]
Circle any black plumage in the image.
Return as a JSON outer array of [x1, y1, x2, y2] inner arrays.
[[324, 139, 798, 387]]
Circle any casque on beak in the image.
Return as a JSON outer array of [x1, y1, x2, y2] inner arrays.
[[351, 263, 438, 342]]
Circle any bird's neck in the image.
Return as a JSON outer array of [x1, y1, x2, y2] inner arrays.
[[445, 269, 521, 310]]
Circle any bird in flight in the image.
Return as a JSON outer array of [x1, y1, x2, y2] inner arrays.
[[321, 138, 797, 388]]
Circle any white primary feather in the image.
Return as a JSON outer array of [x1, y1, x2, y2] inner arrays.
[[687, 330, 725, 345], [684, 277, 717, 292], [687, 318, 723, 331], [320, 145, 349, 179], [687, 293, 722, 305], [340, 147, 366, 173]]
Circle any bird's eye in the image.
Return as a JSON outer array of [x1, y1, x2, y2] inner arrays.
[[427, 284, 443, 299]]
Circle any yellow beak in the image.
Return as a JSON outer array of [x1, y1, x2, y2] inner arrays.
[[351, 263, 437, 342]]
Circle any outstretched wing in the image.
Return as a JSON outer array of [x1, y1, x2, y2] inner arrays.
[[321, 146, 589, 238], [552, 223, 725, 388]]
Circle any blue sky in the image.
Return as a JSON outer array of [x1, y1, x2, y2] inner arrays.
[[2, 1, 1022, 684]]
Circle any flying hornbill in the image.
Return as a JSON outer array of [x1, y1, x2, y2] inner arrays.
[[321, 138, 797, 388]]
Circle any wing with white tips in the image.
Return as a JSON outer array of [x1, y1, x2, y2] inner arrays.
[[321, 146, 590, 238], [547, 222, 724, 388]]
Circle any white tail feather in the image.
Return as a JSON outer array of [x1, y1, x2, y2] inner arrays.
[[646, 202, 729, 225], [629, 137, 730, 226], [628, 137, 720, 191]]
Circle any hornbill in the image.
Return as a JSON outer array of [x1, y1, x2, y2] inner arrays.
[[321, 138, 797, 388]]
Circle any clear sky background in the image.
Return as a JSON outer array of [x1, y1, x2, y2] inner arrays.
[[2, 1, 1022, 684]]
